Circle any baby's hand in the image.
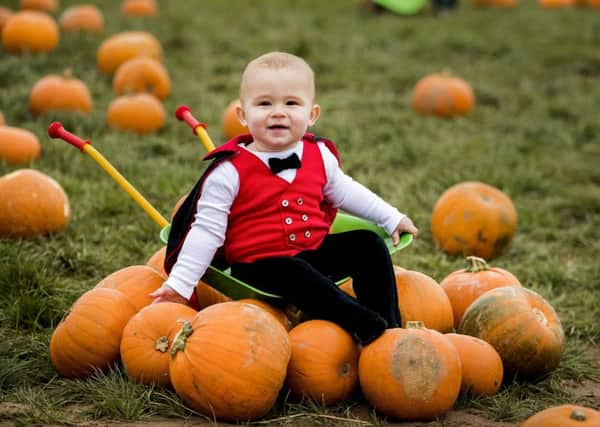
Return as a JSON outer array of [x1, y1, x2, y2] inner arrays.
[[391, 216, 419, 245], [149, 283, 188, 305]]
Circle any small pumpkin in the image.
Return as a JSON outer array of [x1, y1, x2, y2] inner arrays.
[[59, 5, 103, 33], [121, 0, 157, 17], [223, 99, 249, 140], [106, 93, 165, 134], [2, 10, 59, 53], [411, 72, 475, 117], [29, 71, 93, 117], [358, 322, 462, 420], [446, 333, 503, 396], [50, 288, 136, 379], [120, 302, 196, 386], [521, 404, 600, 427], [287, 320, 359, 405], [431, 181, 518, 260], [0, 169, 69, 238], [458, 286, 565, 378], [169, 302, 291, 421], [95, 265, 166, 312], [0, 125, 41, 164], [19, 0, 58, 13], [113, 56, 171, 100], [0, 7, 14, 32], [440, 256, 522, 328], [97, 31, 162, 75], [238, 298, 292, 331], [194, 280, 232, 309]]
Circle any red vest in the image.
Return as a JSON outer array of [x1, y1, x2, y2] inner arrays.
[[223, 136, 338, 263]]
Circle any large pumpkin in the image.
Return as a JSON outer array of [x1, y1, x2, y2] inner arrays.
[[223, 99, 249, 140], [29, 72, 93, 116], [440, 256, 522, 328], [50, 288, 137, 378], [97, 31, 162, 75], [120, 302, 196, 386], [287, 320, 359, 405], [358, 322, 462, 420], [59, 5, 103, 33], [431, 181, 518, 260], [446, 333, 503, 396], [121, 0, 158, 16], [169, 302, 290, 421], [95, 265, 166, 312], [113, 56, 171, 100], [107, 93, 165, 134], [411, 72, 475, 117], [0, 169, 70, 238], [238, 298, 292, 331], [458, 286, 565, 378], [0, 125, 41, 164], [0, 8, 14, 33], [521, 405, 600, 427], [2, 10, 59, 53]]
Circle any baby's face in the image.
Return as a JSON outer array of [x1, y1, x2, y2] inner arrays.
[[237, 66, 320, 152]]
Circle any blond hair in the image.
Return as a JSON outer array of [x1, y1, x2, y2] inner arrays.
[[240, 51, 315, 99]]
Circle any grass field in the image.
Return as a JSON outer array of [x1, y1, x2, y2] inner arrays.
[[1, 0, 599, 425]]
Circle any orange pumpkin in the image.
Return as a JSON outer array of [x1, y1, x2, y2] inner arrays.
[[0, 112, 4, 126], [0, 169, 70, 238], [411, 72, 475, 117], [538, 0, 576, 6], [238, 298, 292, 331], [29, 72, 93, 116], [106, 93, 165, 134], [2, 11, 59, 53], [440, 256, 522, 328], [95, 265, 166, 312], [146, 245, 167, 276], [50, 288, 136, 378], [59, 5, 103, 33], [446, 333, 503, 396], [170, 193, 187, 221], [169, 302, 291, 421], [287, 320, 359, 405], [521, 405, 600, 427], [20, 0, 58, 13], [0, 7, 14, 33], [194, 280, 232, 309], [113, 56, 171, 100], [223, 99, 249, 140], [431, 181, 518, 260], [458, 286, 565, 378], [0, 126, 41, 164], [97, 31, 162, 75], [580, 0, 600, 6], [359, 322, 462, 420], [120, 302, 196, 386], [121, 0, 157, 16]]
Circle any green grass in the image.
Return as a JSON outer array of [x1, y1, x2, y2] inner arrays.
[[1, 0, 599, 425]]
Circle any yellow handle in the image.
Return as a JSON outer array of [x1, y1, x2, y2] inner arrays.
[[83, 144, 169, 228], [195, 125, 215, 152]]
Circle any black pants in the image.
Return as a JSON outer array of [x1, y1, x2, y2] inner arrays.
[[231, 230, 401, 344]]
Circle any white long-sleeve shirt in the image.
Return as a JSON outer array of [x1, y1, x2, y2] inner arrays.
[[165, 141, 405, 299]]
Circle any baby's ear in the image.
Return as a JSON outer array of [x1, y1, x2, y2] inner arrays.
[[235, 103, 247, 126], [309, 104, 321, 126]]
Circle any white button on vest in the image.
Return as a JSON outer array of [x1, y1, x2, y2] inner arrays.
[[285, 217, 293, 225], [304, 230, 311, 238], [297, 198, 303, 205], [302, 214, 308, 221], [281, 199, 289, 207], [289, 233, 296, 241]]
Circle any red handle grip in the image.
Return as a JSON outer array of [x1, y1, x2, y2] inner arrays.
[[175, 105, 206, 135], [48, 122, 90, 152]]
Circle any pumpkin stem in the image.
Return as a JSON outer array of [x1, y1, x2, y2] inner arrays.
[[154, 335, 169, 353], [570, 409, 587, 421], [170, 320, 193, 359], [465, 256, 490, 273], [63, 68, 73, 79], [405, 321, 425, 329]]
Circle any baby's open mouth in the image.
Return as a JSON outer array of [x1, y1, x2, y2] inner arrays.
[[268, 125, 288, 129]]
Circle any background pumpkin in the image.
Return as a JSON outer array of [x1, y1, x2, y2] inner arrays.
[[0, 125, 41, 164], [458, 286, 565, 378], [58, 4, 103, 33], [1, 10, 59, 53], [169, 301, 290, 421], [113, 56, 171, 100], [120, 302, 196, 386], [520, 404, 600, 427], [0, 169, 69, 238], [107, 93, 165, 134], [0, 7, 14, 32], [287, 319, 359, 405], [358, 322, 462, 420], [121, 0, 158, 17], [223, 99, 249, 140], [97, 31, 162, 75], [411, 72, 475, 117], [95, 264, 166, 312], [29, 72, 93, 116], [20, 0, 58, 13], [538, 0, 576, 6], [50, 288, 136, 379], [440, 256, 522, 328], [431, 181, 518, 260]]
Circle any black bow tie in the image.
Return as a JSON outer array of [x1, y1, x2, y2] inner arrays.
[[268, 153, 301, 174]]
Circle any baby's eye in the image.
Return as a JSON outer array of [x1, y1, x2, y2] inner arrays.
[[286, 100, 299, 106], [258, 101, 271, 106]]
